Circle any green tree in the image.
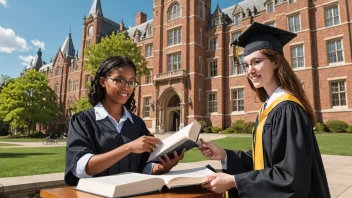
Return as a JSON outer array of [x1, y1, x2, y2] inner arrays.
[[72, 96, 93, 113], [84, 32, 149, 76], [0, 70, 59, 136], [0, 74, 11, 135]]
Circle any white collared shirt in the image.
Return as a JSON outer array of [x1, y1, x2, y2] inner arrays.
[[94, 102, 134, 133], [263, 87, 287, 110]]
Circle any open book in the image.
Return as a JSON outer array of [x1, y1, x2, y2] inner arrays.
[[148, 121, 201, 162], [75, 166, 214, 198]]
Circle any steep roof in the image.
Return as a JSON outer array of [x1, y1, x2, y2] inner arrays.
[[127, 19, 153, 40], [88, 0, 103, 17], [61, 33, 75, 59]]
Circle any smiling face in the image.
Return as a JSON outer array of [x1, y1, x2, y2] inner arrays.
[[243, 50, 279, 95], [100, 66, 136, 106]]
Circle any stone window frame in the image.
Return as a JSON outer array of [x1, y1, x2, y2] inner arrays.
[[145, 43, 153, 57], [291, 45, 305, 68], [144, 96, 151, 118], [208, 36, 218, 51], [326, 38, 344, 64], [231, 88, 245, 112], [208, 59, 218, 77], [167, 53, 181, 72], [167, 2, 182, 21], [325, 4, 340, 27], [168, 28, 182, 46], [329, 80, 347, 108], [287, 13, 301, 33], [207, 92, 218, 113]]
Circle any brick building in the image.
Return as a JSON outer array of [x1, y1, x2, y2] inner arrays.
[[31, 0, 352, 133]]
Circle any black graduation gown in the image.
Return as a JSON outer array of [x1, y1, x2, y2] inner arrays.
[[224, 100, 330, 198], [64, 108, 152, 186]]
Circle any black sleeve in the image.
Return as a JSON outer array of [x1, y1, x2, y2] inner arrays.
[[224, 149, 253, 175], [138, 121, 153, 173], [234, 103, 314, 198], [64, 112, 96, 186]]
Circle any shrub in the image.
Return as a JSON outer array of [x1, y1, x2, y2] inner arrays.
[[325, 120, 348, 133], [211, 126, 221, 133], [346, 125, 352, 133], [198, 121, 207, 127], [219, 128, 234, 134], [30, 131, 44, 138], [314, 122, 326, 133], [231, 120, 247, 133], [244, 122, 254, 134], [203, 126, 212, 133]]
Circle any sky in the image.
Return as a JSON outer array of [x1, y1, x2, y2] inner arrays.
[[0, 0, 241, 78]]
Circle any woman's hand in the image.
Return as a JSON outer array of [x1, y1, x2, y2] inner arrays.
[[153, 149, 186, 174], [198, 138, 226, 161], [127, 136, 161, 154], [201, 173, 236, 194]]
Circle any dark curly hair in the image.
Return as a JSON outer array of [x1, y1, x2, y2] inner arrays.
[[88, 56, 137, 113]]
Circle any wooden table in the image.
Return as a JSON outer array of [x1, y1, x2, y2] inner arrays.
[[40, 186, 224, 198]]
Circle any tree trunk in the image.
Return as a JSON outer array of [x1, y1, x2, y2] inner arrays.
[[27, 121, 32, 137]]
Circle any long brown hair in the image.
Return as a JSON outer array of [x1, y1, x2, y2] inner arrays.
[[247, 49, 316, 126]]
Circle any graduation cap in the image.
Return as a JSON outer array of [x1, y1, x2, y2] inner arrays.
[[231, 22, 297, 63]]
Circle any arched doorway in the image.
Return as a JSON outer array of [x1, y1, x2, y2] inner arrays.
[[158, 88, 182, 132]]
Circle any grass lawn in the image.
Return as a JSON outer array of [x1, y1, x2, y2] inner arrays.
[[0, 133, 351, 177], [0, 138, 66, 142], [0, 147, 66, 177], [0, 143, 18, 146]]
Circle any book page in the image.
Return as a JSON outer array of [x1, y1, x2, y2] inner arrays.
[[148, 121, 200, 162], [159, 167, 214, 188]]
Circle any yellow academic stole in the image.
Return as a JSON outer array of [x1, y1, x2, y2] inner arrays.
[[252, 94, 304, 170]]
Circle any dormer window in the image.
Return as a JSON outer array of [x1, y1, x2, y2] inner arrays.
[[234, 14, 241, 26], [168, 3, 181, 21], [211, 17, 220, 26], [146, 25, 153, 38], [267, 2, 274, 14]]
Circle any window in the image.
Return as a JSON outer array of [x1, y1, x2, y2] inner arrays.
[[211, 17, 220, 26], [208, 60, 217, 77], [54, 81, 59, 94], [325, 6, 340, 27], [73, 80, 79, 91], [327, 39, 343, 63], [168, 3, 181, 21], [209, 37, 218, 51], [331, 81, 346, 106], [144, 97, 151, 117], [234, 14, 241, 26], [146, 26, 153, 38], [198, 28, 202, 45], [208, 93, 217, 113], [288, 14, 300, 32], [146, 69, 153, 84], [232, 32, 241, 43], [291, 45, 304, 68], [55, 67, 60, 76], [68, 79, 72, 92], [232, 89, 244, 111], [289, 0, 295, 4], [265, 21, 275, 27], [231, 55, 244, 75], [72, 64, 78, 72], [198, 0, 204, 19], [168, 28, 182, 46], [267, 2, 274, 14], [198, 56, 203, 73], [168, 53, 181, 71], [145, 44, 153, 57]]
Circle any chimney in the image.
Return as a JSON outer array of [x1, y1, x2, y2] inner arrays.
[[136, 12, 147, 26]]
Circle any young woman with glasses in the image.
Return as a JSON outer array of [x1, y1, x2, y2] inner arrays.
[[65, 56, 185, 186], [198, 23, 330, 198]]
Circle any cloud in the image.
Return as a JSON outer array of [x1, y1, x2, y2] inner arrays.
[[0, 0, 8, 8], [0, 26, 29, 53], [18, 55, 36, 67], [31, 39, 45, 50]]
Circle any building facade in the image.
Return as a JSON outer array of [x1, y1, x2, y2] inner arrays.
[[32, 0, 352, 133]]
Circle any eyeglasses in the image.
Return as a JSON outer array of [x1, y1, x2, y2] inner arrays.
[[106, 77, 139, 89], [239, 57, 268, 73]]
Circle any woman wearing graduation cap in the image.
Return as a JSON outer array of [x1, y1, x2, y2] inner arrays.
[[65, 56, 185, 186], [198, 22, 330, 198]]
